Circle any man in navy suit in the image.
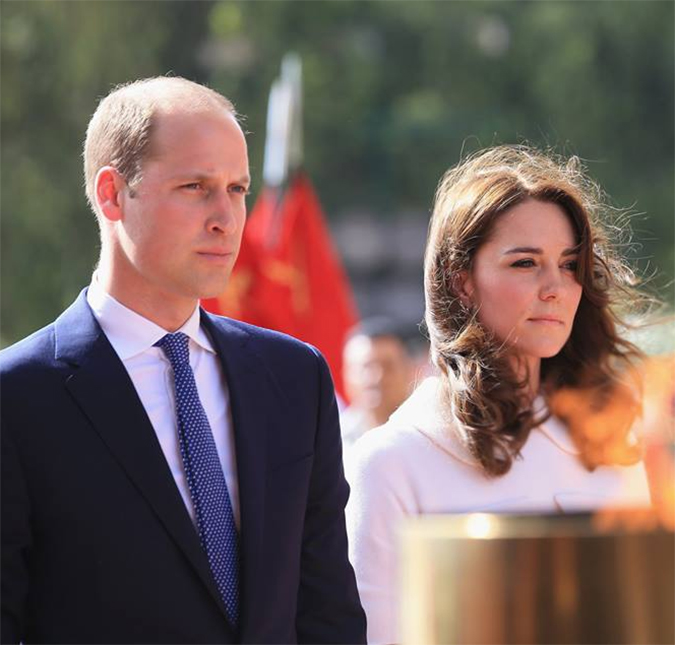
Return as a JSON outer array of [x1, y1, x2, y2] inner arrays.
[[1, 77, 366, 644]]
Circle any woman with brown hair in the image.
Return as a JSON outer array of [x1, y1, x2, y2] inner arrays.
[[346, 145, 652, 644]]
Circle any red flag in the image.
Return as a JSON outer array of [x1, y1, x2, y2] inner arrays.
[[202, 173, 358, 400]]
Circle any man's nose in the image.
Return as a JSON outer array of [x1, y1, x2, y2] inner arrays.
[[207, 190, 239, 234]]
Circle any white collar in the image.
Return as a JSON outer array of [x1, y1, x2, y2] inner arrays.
[[387, 376, 579, 466], [386, 377, 477, 465], [86, 275, 216, 361]]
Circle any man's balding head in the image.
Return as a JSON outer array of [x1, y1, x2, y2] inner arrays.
[[83, 76, 237, 214]]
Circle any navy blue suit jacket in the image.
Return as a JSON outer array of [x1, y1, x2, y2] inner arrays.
[[1, 291, 366, 644]]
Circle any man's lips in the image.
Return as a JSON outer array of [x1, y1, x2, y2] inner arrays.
[[197, 249, 233, 256], [196, 250, 234, 262]]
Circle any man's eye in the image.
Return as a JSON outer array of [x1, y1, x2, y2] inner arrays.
[[230, 185, 249, 195], [511, 258, 535, 268], [181, 183, 202, 191]]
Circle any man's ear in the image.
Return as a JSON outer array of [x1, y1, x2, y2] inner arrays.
[[452, 269, 474, 308], [95, 166, 127, 222]]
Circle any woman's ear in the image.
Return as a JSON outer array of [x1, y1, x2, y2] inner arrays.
[[452, 269, 475, 308]]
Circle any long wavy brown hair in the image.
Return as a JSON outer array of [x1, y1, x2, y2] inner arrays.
[[424, 145, 648, 477]]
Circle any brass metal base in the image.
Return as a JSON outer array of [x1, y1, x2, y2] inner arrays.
[[400, 511, 674, 644]]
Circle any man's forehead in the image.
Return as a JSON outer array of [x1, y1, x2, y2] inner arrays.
[[145, 107, 246, 160], [152, 104, 240, 130]]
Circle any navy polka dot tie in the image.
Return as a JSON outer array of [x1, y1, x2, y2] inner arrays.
[[156, 332, 239, 626]]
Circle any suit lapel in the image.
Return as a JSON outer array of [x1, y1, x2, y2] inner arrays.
[[202, 312, 269, 640], [54, 292, 233, 630]]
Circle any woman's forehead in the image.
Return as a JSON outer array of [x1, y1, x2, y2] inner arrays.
[[484, 200, 577, 247]]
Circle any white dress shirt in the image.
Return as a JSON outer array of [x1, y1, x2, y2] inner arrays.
[[86, 278, 240, 529]]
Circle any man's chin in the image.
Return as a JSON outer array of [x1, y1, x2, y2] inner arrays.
[[195, 273, 234, 300]]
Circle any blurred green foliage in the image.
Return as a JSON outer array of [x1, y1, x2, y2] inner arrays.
[[1, 0, 673, 346]]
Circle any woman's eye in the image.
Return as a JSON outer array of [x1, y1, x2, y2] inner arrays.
[[562, 260, 579, 271], [511, 258, 535, 268]]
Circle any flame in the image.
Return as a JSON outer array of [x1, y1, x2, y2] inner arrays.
[[548, 371, 643, 469], [550, 354, 674, 529], [639, 354, 675, 530]]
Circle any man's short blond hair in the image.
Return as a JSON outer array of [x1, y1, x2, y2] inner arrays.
[[83, 76, 236, 214]]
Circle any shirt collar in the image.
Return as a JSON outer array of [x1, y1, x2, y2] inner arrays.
[[86, 275, 216, 361]]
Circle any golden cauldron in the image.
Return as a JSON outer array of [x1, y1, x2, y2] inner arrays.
[[400, 511, 674, 644]]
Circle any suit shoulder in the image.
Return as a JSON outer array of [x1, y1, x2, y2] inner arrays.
[[205, 314, 322, 361], [0, 324, 56, 375]]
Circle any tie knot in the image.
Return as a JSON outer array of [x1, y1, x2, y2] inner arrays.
[[155, 332, 190, 367]]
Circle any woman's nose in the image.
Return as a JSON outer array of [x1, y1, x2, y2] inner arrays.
[[539, 269, 563, 301]]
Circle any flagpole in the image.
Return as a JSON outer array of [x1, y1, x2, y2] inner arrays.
[[262, 53, 303, 248]]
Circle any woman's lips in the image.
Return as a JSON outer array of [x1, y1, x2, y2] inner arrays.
[[528, 317, 564, 325]]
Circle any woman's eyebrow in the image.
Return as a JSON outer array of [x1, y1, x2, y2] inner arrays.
[[503, 246, 579, 255], [504, 246, 542, 255]]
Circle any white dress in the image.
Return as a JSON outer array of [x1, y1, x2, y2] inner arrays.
[[345, 377, 652, 645]]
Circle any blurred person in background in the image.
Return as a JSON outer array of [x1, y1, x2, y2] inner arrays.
[[0, 76, 365, 645], [341, 318, 417, 458], [347, 145, 654, 644]]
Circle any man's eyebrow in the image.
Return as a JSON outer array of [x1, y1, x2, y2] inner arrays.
[[169, 171, 251, 186], [503, 246, 579, 256], [169, 171, 212, 181]]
